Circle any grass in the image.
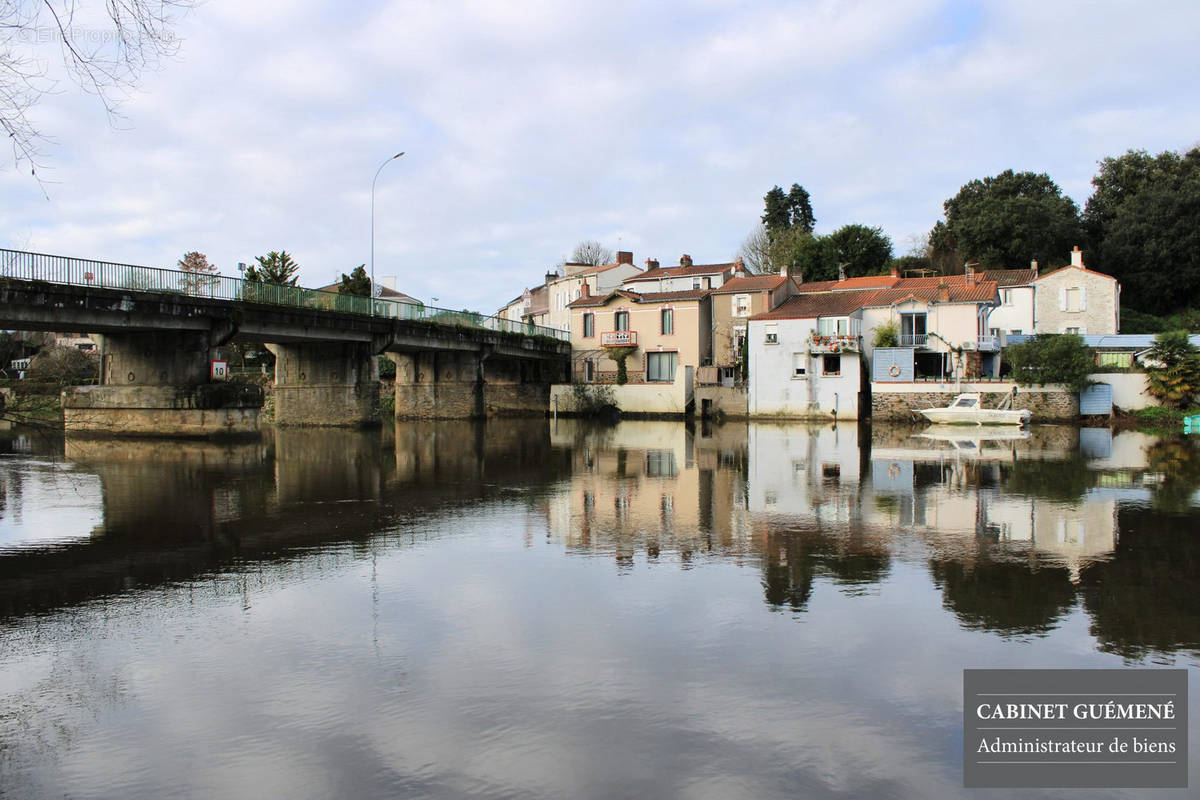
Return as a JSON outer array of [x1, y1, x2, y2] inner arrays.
[[1122, 405, 1200, 435]]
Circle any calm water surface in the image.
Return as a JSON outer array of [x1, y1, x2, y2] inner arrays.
[[1, 420, 1197, 799]]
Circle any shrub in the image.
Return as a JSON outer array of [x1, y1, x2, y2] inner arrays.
[[873, 320, 899, 348], [25, 345, 100, 386], [569, 382, 616, 415], [1003, 334, 1094, 393]]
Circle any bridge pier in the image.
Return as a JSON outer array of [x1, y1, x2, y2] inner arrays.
[[388, 350, 554, 419], [268, 342, 380, 427], [62, 332, 262, 438]]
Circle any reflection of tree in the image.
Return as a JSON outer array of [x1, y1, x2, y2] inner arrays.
[[930, 559, 1076, 636], [1079, 505, 1200, 658], [1145, 436, 1200, 513], [761, 529, 890, 612], [1003, 456, 1094, 502]]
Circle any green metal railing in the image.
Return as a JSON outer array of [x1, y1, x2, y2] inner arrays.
[[0, 248, 569, 341]]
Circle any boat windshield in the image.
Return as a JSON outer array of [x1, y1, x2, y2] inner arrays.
[[953, 397, 978, 408]]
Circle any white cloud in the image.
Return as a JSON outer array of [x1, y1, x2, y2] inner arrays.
[[2, 0, 1199, 312]]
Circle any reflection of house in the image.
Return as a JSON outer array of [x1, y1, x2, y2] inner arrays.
[[746, 290, 874, 419], [746, 424, 863, 520], [1034, 248, 1120, 335]]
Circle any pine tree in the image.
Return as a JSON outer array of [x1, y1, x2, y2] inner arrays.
[[245, 251, 300, 285], [786, 183, 816, 234], [338, 265, 372, 296]]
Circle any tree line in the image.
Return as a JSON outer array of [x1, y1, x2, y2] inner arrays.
[[744, 144, 1200, 316]]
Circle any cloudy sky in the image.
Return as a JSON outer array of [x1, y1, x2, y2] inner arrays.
[[3, 0, 1198, 313]]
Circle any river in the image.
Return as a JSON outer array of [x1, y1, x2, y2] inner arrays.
[[1, 420, 1197, 799]]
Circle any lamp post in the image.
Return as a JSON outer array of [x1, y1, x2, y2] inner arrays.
[[371, 152, 405, 316]]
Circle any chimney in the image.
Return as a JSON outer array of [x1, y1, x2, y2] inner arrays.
[[965, 263, 977, 286], [702, 276, 711, 290], [1070, 246, 1084, 268], [680, 254, 693, 267], [781, 263, 788, 279], [581, 282, 591, 298], [1030, 259, 1039, 276], [645, 258, 659, 270], [545, 270, 558, 285], [838, 263, 847, 282], [616, 251, 633, 265], [937, 280, 950, 302], [734, 257, 746, 278], [890, 265, 899, 278]]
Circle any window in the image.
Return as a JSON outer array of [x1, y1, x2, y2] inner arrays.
[[661, 307, 674, 335], [952, 396, 978, 408], [1065, 326, 1081, 335], [733, 294, 750, 317], [583, 359, 595, 382], [1064, 287, 1083, 312], [1009, 329, 1022, 336], [582, 312, 594, 338], [614, 310, 629, 331], [647, 351, 677, 382], [692, 278, 702, 290], [900, 313, 927, 345], [573, 288, 581, 300], [764, 324, 778, 344], [792, 353, 807, 378], [1002, 289, 1013, 306], [823, 354, 841, 375], [818, 317, 848, 336], [646, 450, 677, 477], [1097, 352, 1133, 368]]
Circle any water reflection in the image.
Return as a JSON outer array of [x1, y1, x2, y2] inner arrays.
[[0, 419, 1197, 799]]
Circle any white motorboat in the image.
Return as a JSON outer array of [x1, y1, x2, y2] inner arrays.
[[918, 392, 1032, 426]]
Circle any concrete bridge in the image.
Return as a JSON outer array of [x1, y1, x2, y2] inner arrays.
[[0, 248, 570, 435]]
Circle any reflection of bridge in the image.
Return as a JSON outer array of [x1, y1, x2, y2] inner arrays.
[[0, 249, 569, 434]]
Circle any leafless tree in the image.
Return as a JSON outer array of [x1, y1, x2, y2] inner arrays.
[[1, 0, 196, 179], [568, 240, 613, 266], [738, 224, 772, 274]]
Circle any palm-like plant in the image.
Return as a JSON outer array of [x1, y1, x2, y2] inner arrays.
[[1145, 330, 1200, 410], [245, 250, 300, 285]]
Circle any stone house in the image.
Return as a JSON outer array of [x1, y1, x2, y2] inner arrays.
[[1034, 247, 1120, 335]]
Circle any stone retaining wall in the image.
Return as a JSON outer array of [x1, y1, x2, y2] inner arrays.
[[871, 383, 1078, 422]]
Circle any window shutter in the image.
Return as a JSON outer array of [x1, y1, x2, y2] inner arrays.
[[1059, 287, 1067, 311], [1079, 287, 1087, 311]]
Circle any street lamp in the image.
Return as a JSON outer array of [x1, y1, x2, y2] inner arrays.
[[371, 151, 405, 316]]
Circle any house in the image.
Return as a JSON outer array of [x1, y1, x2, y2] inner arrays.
[[622, 255, 740, 294], [860, 269, 1001, 381], [708, 272, 799, 384], [316, 278, 422, 319], [979, 266, 1038, 340], [746, 289, 878, 419], [560, 285, 712, 414], [1034, 247, 1120, 335], [497, 252, 643, 334]]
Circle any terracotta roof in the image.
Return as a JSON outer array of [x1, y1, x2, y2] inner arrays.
[[711, 274, 788, 294], [567, 287, 711, 309], [865, 280, 999, 307], [981, 269, 1036, 287], [750, 289, 883, 321], [625, 262, 738, 282], [1033, 264, 1118, 283], [316, 282, 417, 302], [570, 261, 641, 277], [795, 275, 900, 292]]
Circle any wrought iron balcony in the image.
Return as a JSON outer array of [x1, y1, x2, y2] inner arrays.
[[601, 330, 637, 348], [899, 333, 928, 347]]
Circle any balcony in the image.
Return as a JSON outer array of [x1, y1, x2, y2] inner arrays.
[[899, 333, 928, 347], [976, 335, 999, 351], [601, 330, 637, 348], [809, 333, 860, 354]]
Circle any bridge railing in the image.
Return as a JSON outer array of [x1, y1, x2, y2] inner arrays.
[[0, 248, 568, 341]]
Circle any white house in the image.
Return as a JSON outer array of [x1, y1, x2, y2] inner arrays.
[[746, 290, 875, 419], [622, 256, 740, 294]]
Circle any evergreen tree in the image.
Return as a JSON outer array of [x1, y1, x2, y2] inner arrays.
[[761, 186, 790, 235], [786, 183, 816, 234], [245, 251, 300, 285], [338, 264, 372, 296]]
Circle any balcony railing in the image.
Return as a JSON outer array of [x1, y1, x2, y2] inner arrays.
[[601, 330, 637, 347], [976, 335, 999, 351], [900, 333, 928, 347]]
